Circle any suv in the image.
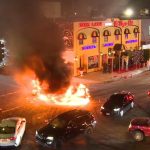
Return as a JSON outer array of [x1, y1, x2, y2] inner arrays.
[[100, 91, 134, 117], [35, 109, 96, 149], [128, 117, 150, 142]]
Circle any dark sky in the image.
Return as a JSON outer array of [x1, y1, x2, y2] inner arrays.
[[61, 0, 150, 18]]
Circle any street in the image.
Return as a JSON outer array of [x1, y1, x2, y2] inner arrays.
[[0, 71, 150, 150]]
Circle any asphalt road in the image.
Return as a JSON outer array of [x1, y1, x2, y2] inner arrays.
[[0, 71, 150, 150]]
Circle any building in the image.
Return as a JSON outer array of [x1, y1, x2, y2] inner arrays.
[[61, 18, 141, 76], [72, 18, 141, 76]]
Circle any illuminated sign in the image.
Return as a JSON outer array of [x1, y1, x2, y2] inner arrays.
[[79, 22, 102, 28], [105, 22, 113, 26], [126, 39, 138, 44], [114, 20, 133, 27], [82, 45, 96, 50], [104, 43, 114, 47]]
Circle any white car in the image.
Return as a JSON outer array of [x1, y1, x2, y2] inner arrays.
[[0, 117, 26, 147]]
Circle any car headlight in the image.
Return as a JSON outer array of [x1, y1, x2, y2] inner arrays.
[[46, 136, 54, 145], [113, 108, 120, 111], [101, 106, 104, 109], [35, 131, 38, 135], [46, 136, 54, 141]]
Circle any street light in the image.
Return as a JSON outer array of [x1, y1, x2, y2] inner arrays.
[[124, 8, 134, 17]]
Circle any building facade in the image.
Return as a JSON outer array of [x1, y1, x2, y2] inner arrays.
[[73, 18, 141, 76]]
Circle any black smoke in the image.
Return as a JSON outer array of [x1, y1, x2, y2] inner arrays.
[[0, 0, 72, 92]]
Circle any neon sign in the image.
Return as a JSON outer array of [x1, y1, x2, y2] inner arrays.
[[82, 45, 96, 50], [114, 20, 133, 27], [79, 22, 102, 28], [126, 39, 138, 44], [104, 43, 114, 47]]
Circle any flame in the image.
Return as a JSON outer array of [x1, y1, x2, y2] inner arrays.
[[32, 79, 90, 106]]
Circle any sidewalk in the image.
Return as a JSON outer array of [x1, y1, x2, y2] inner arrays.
[[72, 67, 148, 85]]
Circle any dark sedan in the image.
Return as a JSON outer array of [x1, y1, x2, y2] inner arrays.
[[35, 109, 96, 149], [100, 91, 134, 117]]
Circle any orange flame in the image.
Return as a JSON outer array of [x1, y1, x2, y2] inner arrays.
[[32, 79, 90, 106]]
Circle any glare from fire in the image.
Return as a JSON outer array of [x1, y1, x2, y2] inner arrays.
[[32, 79, 90, 106]]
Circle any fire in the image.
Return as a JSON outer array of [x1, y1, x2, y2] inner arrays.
[[32, 79, 90, 106]]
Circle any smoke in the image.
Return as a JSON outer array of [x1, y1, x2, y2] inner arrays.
[[0, 0, 72, 93]]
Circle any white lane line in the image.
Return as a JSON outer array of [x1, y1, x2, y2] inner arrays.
[[2, 105, 23, 113], [0, 91, 20, 97]]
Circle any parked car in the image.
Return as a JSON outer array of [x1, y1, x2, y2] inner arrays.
[[0, 117, 26, 147], [35, 109, 96, 149], [100, 91, 134, 117], [128, 117, 150, 142]]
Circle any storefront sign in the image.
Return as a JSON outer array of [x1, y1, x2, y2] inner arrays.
[[126, 39, 138, 44], [114, 20, 133, 27], [79, 21, 102, 28], [104, 43, 114, 47], [82, 45, 96, 50]]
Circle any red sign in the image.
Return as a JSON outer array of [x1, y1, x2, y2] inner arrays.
[[79, 22, 102, 28], [114, 20, 133, 27]]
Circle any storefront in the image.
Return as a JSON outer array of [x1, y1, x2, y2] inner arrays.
[[72, 18, 141, 76]]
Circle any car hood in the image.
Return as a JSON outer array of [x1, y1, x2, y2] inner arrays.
[[38, 125, 64, 138], [103, 102, 120, 111], [131, 117, 149, 126]]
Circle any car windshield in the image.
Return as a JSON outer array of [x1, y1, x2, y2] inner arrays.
[[107, 94, 124, 105], [49, 117, 67, 129], [0, 126, 15, 134]]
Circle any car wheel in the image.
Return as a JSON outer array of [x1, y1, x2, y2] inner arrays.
[[53, 139, 62, 150], [119, 110, 124, 117], [84, 126, 93, 135], [131, 102, 134, 108], [132, 130, 144, 142]]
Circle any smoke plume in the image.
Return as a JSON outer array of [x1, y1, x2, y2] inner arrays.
[[0, 0, 72, 92]]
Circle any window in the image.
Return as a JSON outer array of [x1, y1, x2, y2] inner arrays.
[[125, 34, 128, 39], [92, 37, 97, 43], [134, 33, 138, 38], [91, 31, 99, 43], [104, 36, 108, 42], [115, 35, 119, 40], [78, 33, 87, 45]]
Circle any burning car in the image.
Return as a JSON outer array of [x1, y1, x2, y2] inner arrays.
[[31, 79, 90, 106]]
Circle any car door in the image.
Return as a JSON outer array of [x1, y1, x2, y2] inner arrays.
[[65, 120, 78, 139], [122, 95, 131, 112]]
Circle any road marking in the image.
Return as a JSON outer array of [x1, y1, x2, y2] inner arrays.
[[2, 106, 24, 113], [0, 91, 20, 97]]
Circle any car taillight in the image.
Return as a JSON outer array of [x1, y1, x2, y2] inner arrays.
[[147, 91, 150, 95], [10, 137, 16, 140]]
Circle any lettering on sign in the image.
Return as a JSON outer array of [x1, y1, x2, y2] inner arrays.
[[82, 45, 96, 50], [79, 22, 102, 28], [126, 39, 138, 44], [114, 20, 133, 27]]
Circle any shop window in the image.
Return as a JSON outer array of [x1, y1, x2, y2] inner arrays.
[[78, 33, 87, 45], [103, 30, 110, 43], [124, 28, 130, 39]]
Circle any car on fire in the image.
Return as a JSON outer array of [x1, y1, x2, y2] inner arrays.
[[100, 91, 134, 117], [128, 117, 150, 142], [0, 117, 26, 147], [35, 109, 96, 149]]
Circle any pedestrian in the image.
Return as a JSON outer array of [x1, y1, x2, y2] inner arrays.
[[147, 59, 150, 70]]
